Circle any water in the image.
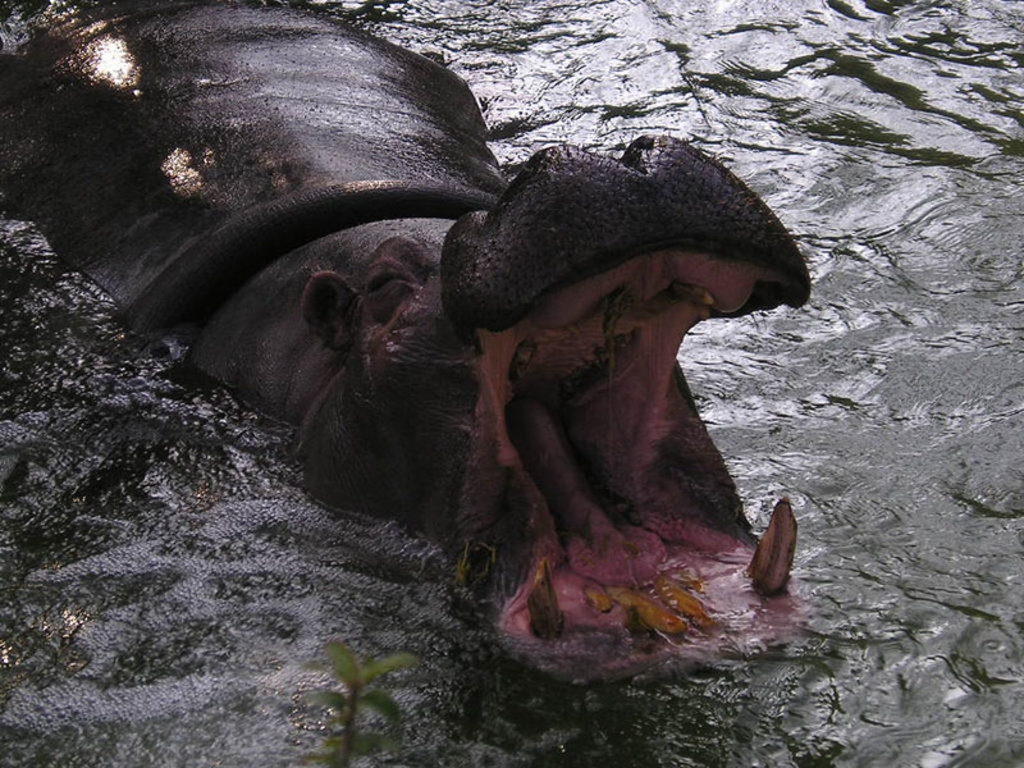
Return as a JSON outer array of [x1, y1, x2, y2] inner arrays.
[[1, 1, 1022, 765]]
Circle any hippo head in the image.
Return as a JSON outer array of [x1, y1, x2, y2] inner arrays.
[[296, 136, 807, 680]]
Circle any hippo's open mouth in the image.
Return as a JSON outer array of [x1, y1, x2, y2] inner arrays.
[[472, 248, 798, 666], [437, 136, 807, 674]]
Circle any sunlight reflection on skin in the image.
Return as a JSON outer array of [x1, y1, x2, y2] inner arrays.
[[82, 36, 139, 90], [70, 32, 222, 215], [161, 148, 209, 198]]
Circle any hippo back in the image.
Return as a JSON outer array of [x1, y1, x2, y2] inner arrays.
[[0, 1, 503, 321]]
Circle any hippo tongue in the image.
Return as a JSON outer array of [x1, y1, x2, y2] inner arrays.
[[506, 398, 666, 586]]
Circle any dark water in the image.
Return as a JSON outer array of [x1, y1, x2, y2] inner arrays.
[[2, 1, 1023, 766]]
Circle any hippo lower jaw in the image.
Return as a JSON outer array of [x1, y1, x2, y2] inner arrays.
[[472, 247, 798, 672]]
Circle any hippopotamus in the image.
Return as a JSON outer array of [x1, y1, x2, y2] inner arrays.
[[0, 1, 807, 678]]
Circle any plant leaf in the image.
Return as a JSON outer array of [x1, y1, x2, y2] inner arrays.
[[324, 642, 360, 685], [300, 751, 333, 765], [360, 689, 401, 722], [362, 652, 418, 683], [309, 691, 350, 712], [351, 732, 397, 756]]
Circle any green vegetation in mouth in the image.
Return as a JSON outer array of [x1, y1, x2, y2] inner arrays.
[[601, 287, 634, 375], [508, 340, 537, 382], [454, 540, 498, 585]]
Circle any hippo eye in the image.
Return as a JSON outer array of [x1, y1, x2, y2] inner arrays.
[[365, 270, 417, 325], [366, 270, 409, 293], [363, 237, 432, 325]]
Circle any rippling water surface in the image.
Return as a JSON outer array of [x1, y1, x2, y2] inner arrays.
[[1, 1, 1022, 766]]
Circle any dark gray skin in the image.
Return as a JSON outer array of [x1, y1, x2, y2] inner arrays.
[[0, 1, 808, 679]]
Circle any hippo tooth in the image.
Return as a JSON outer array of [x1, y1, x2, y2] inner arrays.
[[670, 282, 713, 320], [653, 575, 714, 629], [748, 498, 798, 596], [606, 587, 689, 635], [527, 559, 564, 640], [506, 397, 600, 535], [584, 584, 615, 613], [670, 281, 713, 304]]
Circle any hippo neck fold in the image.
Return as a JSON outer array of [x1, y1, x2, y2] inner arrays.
[[128, 181, 498, 332]]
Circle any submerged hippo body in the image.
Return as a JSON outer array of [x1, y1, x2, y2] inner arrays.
[[0, 2, 808, 678]]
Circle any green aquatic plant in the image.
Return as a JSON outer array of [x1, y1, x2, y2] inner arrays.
[[306, 642, 419, 767]]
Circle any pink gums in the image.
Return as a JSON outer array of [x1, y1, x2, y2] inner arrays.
[[498, 542, 803, 680]]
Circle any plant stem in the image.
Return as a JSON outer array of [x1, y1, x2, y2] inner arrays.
[[338, 681, 360, 767]]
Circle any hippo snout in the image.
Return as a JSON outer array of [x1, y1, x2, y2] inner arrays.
[[440, 135, 810, 332]]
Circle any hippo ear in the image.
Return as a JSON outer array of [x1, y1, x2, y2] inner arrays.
[[301, 271, 357, 352]]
